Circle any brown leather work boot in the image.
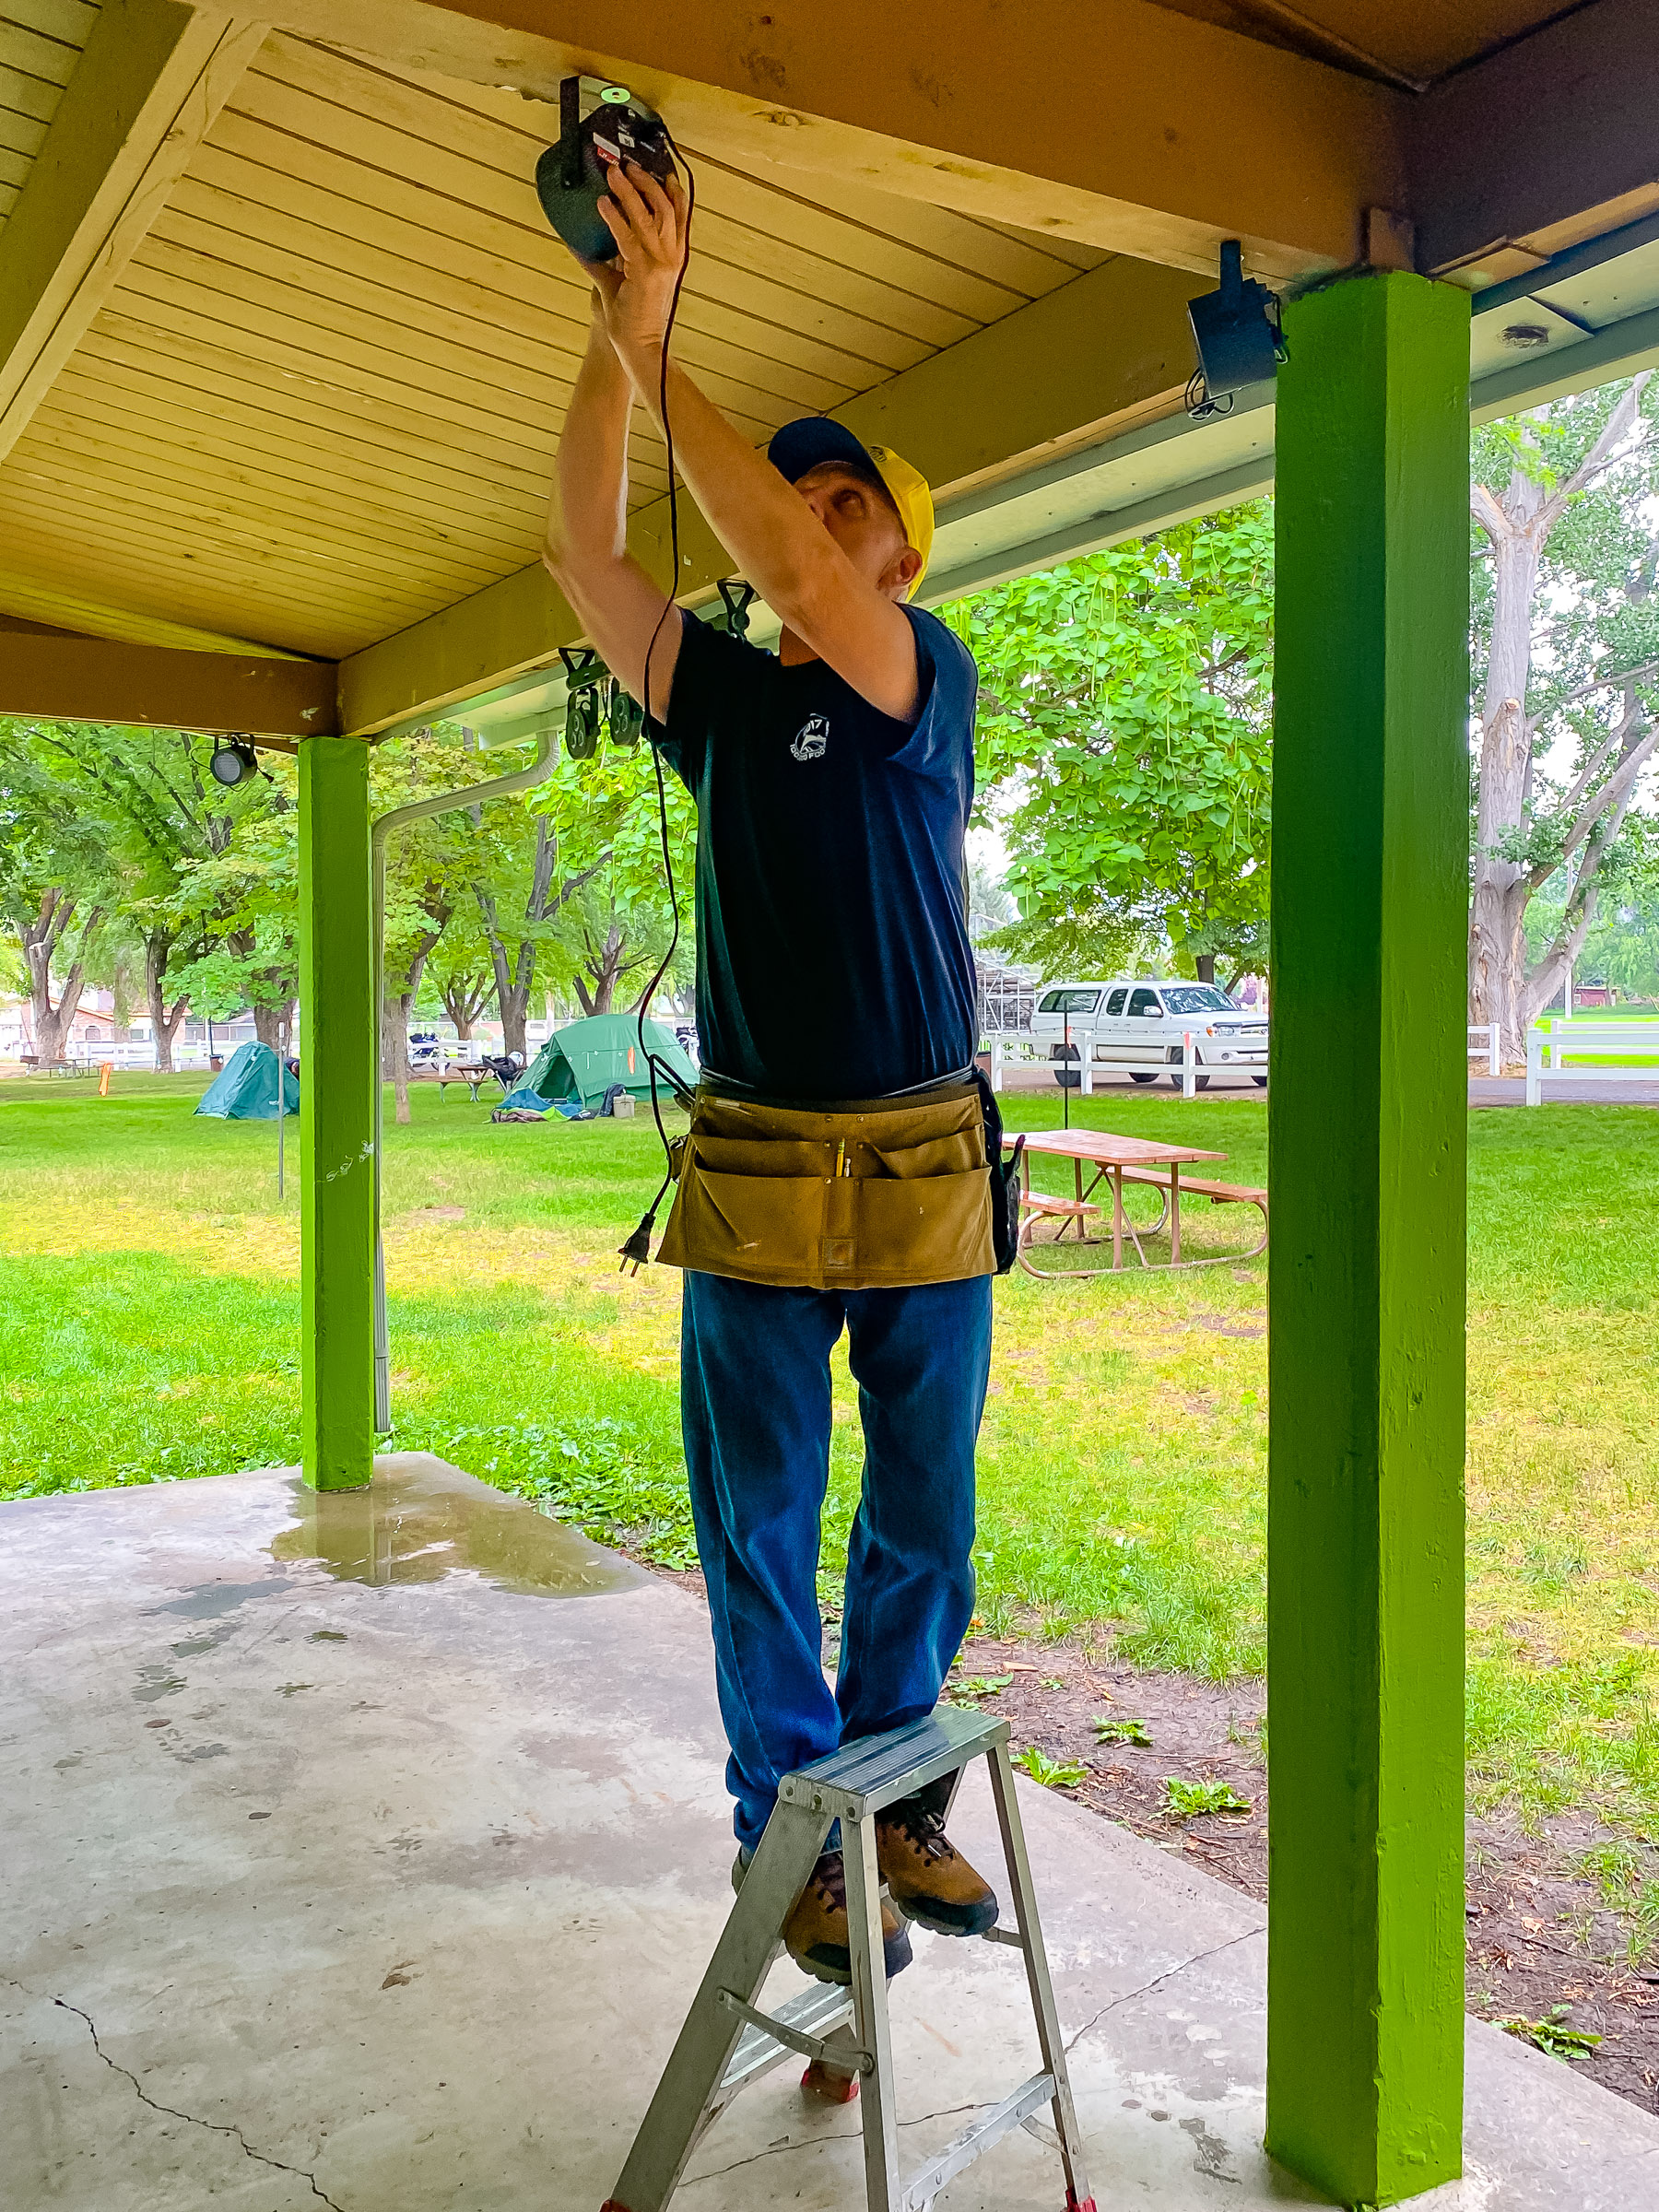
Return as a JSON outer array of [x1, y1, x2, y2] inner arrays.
[[875, 1788, 1000, 1937], [734, 1848, 912, 1986]]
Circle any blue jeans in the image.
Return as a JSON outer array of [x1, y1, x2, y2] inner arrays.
[[680, 1270, 994, 1853]]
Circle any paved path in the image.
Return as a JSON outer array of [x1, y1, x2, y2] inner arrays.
[[1470, 1076, 1659, 1107]]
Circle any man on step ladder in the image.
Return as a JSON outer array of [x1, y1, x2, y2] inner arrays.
[[545, 154, 1006, 1987]]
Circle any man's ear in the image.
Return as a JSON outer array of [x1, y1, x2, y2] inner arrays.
[[883, 545, 924, 602]]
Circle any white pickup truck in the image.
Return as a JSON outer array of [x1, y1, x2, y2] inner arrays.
[[1029, 980, 1268, 1089]]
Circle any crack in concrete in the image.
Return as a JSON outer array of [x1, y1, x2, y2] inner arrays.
[[682, 2098, 984, 2185], [1063, 1924, 1266, 2054], [48, 1994, 346, 2212]]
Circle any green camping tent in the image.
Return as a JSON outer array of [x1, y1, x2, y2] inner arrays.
[[195, 1040, 299, 1120], [499, 1013, 695, 1113]]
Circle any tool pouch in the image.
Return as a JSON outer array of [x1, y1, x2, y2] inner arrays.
[[656, 1080, 995, 1289]]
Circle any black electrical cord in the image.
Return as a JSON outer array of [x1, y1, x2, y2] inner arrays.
[[619, 124, 698, 1274]]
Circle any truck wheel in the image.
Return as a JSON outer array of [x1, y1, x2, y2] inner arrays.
[[1169, 1071, 1211, 1089], [1129, 1071, 1157, 1085], [1054, 1069, 1080, 1088], [1252, 1075, 1267, 1088]]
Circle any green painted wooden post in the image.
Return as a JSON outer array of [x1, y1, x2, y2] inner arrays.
[[1267, 272, 1470, 2207], [299, 735, 374, 1491]]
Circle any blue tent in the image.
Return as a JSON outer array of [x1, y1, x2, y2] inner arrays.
[[195, 1040, 298, 1120]]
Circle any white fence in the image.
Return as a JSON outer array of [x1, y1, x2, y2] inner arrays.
[[1525, 1020, 1659, 1104], [987, 1032, 1216, 1098], [994, 1025, 1510, 1100]]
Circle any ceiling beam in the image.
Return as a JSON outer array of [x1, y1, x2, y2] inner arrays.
[[0, 618, 339, 735], [337, 253, 1207, 735], [0, 0, 268, 468], [254, 0, 1404, 281], [1410, 0, 1659, 279]]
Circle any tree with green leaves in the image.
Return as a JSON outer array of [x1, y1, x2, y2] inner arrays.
[[945, 505, 1274, 989], [523, 739, 695, 1023], [0, 718, 288, 1068], [1469, 375, 1659, 1055], [0, 724, 120, 1065], [164, 778, 300, 1048]]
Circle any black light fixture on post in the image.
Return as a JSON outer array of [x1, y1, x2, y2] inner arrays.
[[1186, 241, 1286, 419], [209, 736, 259, 786]]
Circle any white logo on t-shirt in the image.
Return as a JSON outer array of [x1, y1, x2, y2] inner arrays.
[[790, 714, 830, 761]]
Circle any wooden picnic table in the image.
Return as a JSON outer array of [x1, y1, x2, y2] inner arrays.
[[1008, 1126, 1232, 1275], [438, 1060, 504, 1102]]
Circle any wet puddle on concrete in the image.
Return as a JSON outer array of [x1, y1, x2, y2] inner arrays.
[[269, 1455, 649, 1598]]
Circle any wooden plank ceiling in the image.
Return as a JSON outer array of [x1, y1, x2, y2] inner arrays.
[[0, 0, 93, 227], [0, 29, 1104, 659]]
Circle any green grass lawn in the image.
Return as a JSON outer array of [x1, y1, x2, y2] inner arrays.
[[3, 1072, 1657, 1860]]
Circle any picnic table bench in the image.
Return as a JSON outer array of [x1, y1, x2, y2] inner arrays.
[[1009, 1126, 1267, 1276], [435, 1059, 521, 1102]]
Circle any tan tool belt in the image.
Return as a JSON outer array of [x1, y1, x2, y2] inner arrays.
[[656, 1079, 995, 1290]]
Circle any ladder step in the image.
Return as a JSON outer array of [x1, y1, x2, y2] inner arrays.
[[779, 1704, 1008, 1818], [717, 1981, 855, 2095], [900, 2071, 1057, 2211]]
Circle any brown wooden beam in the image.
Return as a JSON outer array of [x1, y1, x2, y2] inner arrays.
[[256, 0, 1404, 280], [0, 619, 339, 736], [1410, 0, 1659, 278]]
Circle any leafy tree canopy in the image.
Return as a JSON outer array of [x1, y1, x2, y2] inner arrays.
[[944, 504, 1274, 986]]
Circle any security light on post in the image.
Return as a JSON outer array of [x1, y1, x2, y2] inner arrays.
[[1186, 240, 1286, 418]]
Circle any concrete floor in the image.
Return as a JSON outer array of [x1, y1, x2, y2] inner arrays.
[[5, 1458, 1656, 2212]]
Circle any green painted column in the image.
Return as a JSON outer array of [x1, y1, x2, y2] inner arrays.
[[299, 735, 375, 1491], [1267, 272, 1470, 2207]]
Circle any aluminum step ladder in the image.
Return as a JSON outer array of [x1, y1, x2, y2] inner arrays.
[[601, 1702, 1096, 2212]]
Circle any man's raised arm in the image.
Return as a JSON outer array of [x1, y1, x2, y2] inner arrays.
[[542, 293, 685, 721], [582, 164, 923, 725]]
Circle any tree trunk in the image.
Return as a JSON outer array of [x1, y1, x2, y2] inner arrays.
[[382, 994, 415, 1122], [476, 820, 604, 1062], [1194, 952, 1216, 985], [1467, 382, 1652, 1060], [253, 1001, 293, 1049], [1469, 481, 1543, 1061], [143, 928, 189, 1072], [440, 971, 488, 1043], [574, 924, 626, 1016], [383, 935, 441, 1124], [21, 888, 103, 1064]]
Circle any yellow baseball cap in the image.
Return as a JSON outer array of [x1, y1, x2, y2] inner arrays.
[[768, 418, 934, 596]]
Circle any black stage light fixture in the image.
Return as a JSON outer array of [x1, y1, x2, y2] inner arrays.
[[1186, 241, 1285, 418], [209, 737, 259, 786], [606, 678, 644, 747], [535, 79, 676, 262], [559, 646, 606, 762]]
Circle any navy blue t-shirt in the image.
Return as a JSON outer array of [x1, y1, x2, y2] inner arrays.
[[651, 603, 980, 1101]]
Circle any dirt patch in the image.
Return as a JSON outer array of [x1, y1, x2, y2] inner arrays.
[[948, 1632, 1659, 2118]]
